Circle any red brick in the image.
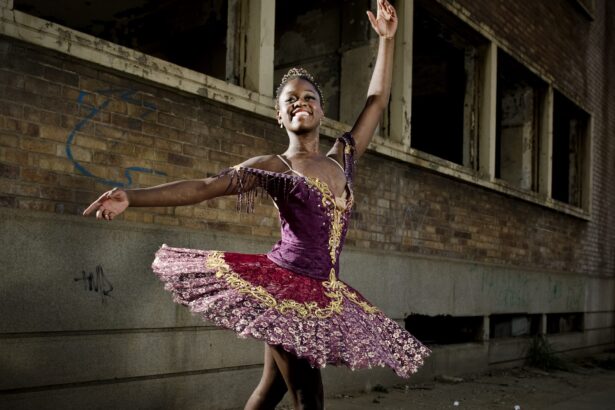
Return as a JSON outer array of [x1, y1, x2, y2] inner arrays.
[[20, 137, 57, 155], [43, 66, 79, 87], [21, 167, 58, 185], [0, 163, 19, 179], [3, 118, 40, 137], [0, 99, 24, 118], [167, 152, 193, 167], [0, 69, 25, 88], [24, 76, 62, 97], [158, 112, 185, 130], [0, 133, 18, 148], [0, 195, 16, 207], [24, 106, 62, 126], [111, 113, 142, 131]]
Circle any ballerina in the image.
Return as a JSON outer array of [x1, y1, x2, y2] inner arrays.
[[84, 1, 429, 409]]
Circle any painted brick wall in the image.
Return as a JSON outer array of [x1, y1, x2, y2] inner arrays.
[[0, 0, 613, 277]]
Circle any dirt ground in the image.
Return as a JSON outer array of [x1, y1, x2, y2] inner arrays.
[[302, 351, 615, 410]]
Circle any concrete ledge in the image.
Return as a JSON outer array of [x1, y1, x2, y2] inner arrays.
[[0, 366, 264, 410], [0, 328, 263, 390]]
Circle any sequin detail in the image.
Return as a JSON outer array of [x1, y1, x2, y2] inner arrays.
[[152, 245, 431, 377], [206, 250, 376, 318]]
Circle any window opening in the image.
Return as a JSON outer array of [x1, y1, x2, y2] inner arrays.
[[274, 0, 343, 120], [14, 0, 228, 80], [552, 91, 589, 207], [489, 313, 541, 339], [411, 0, 488, 167], [546, 312, 583, 334], [405, 314, 483, 345], [495, 51, 547, 191]]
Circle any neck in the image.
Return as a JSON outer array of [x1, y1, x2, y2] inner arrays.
[[284, 129, 320, 156]]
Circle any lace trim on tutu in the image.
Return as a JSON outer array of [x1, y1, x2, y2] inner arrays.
[[206, 251, 378, 319]]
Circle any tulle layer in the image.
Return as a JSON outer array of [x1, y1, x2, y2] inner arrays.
[[151, 245, 430, 378]]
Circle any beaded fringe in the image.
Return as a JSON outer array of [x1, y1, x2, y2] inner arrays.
[[222, 167, 291, 213]]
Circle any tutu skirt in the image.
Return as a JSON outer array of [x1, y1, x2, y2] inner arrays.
[[152, 244, 430, 378]]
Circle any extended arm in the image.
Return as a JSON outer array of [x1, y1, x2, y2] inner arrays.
[[83, 154, 282, 220], [124, 176, 229, 207], [328, 0, 397, 160]]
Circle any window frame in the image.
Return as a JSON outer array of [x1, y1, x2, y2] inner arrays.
[[0, 0, 593, 219]]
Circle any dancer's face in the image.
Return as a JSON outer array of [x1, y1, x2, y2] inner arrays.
[[277, 79, 324, 133]]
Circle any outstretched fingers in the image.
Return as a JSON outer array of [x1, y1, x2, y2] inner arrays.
[[366, 10, 378, 30], [367, 0, 398, 39], [379, 0, 391, 20], [83, 188, 119, 220]]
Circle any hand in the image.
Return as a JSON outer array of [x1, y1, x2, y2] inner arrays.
[[366, 0, 398, 40], [83, 188, 129, 221]]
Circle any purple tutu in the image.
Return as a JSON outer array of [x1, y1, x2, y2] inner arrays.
[[151, 133, 430, 377]]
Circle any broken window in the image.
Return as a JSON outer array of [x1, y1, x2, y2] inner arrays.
[[274, 0, 344, 120], [552, 91, 590, 207], [411, 0, 488, 167], [495, 51, 547, 191], [14, 0, 228, 80], [489, 314, 541, 339], [546, 312, 583, 334], [572, 0, 596, 18], [405, 314, 483, 345]]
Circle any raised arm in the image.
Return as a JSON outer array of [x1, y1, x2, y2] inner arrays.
[[330, 0, 397, 160], [82, 154, 282, 220]]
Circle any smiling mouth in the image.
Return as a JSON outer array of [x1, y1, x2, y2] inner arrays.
[[292, 110, 311, 118]]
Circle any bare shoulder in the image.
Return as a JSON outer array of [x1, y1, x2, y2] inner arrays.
[[236, 154, 287, 173], [326, 139, 344, 164]]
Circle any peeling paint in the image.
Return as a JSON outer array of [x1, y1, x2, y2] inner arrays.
[[56, 27, 72, 53]]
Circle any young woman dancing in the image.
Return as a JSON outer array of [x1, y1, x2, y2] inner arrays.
[[84, 1, 429, 408]]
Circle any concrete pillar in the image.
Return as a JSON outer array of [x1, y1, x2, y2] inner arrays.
[[482, 315, 490, 341], [581, 117, 593, 211], [234, 0, 275, 96], [225, 0, 240, 85], [388, 0, 413, 146], [538, 86, 553, 198], [463, 48, 478, 169], [0, 0, 14, 9], [478, 42, 497, 180], [540, 314, 547, 335]]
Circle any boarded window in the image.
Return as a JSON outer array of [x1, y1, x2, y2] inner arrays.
[[490, 313, 541, 339], [14, 0, 228, 80], [552, 91, 589, 207], [547, 312, 583, 334], [411, 0, 488, 167], [405, 314, 483, 345], [495, 51, 547, 191]]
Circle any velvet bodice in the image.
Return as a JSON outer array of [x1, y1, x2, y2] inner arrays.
[[228, 134, 355, 281]]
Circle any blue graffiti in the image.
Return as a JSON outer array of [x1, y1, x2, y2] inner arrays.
[[66, 88, 166, 187]]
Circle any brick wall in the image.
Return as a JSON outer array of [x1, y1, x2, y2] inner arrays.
[[437, 0, 615, 274], [0, 0, 613, 277]]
